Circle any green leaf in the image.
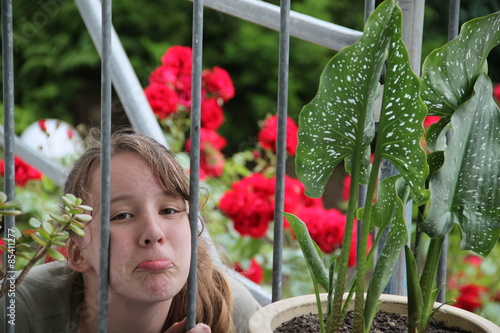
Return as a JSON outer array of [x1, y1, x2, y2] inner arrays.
[[285, 212, 329, 291], [31, 232, 49, 247], [371, 175, 408, 229], [77, 204, 93, 212], [404, 246, 423, 333], [295, 0, 395, 198], [42, 221, 54, 235], [47, 247, 66, 261], [421, 12, 500, 117], [29, 217, 42, 228], [0, 209, 22, 216], [0, 192, 6, 202], [36, 227, 52, 241], [50, 213, 70, 224], [74, 214, 92, 222], [425, 118, 451, 152], [421, 74, 500, 256], [51, 232, 69, 241], [69, 224, 85, 237], [2, 199, 22, 209], [364, 176, 409, 329], [375, 5, 429, 206], [67, 208, 84, 215], [62, 194, 77, 207]]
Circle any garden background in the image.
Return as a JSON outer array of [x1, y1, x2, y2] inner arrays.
[[1, 0, 500, 325]]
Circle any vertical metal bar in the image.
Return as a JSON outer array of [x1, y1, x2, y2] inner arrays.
[[364, 0, 375, 23], [271, 0, 290, 303], [98, 0, 112, 331], [436, 0, 460, 303], [1, 0, 15, 332], [187, 0, 203, 330]]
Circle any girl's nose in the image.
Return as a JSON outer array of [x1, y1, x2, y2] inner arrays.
[[139, 214, 165, 246]]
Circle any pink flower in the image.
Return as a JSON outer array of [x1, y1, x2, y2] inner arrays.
[[258, 115, 298, 156], [201, 98, 224, 130], [202, 66, 235, 102], [0, 156, 42, 187], [235, 259, 264, 284], [144, 83, 179, 120]]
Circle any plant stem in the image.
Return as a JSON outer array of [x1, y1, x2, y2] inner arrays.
[[0, 246, 48, 298], [417, 236, 444, 332], [353, 154, 381, 333], [328, 162, 360, 332]]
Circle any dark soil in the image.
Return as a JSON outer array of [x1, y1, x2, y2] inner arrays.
[[274, 311, 472, 333]]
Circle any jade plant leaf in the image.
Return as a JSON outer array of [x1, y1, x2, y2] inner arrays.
[[421, 12, 500, 117], [374, 5, 429, 206], [421, 74, 500, 256], [296, 0, 396, 198]]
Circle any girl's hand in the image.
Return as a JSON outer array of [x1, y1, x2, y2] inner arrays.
[[164, 318, 211, 333]]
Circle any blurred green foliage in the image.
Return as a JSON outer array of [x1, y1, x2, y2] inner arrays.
[[0, 0, 498, 151]]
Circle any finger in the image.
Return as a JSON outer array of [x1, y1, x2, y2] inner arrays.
[[187, 323, 211, 333], [164, 318, 187, 333]]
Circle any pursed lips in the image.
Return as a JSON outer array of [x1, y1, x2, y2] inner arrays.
[[136, 259, 174, 271]]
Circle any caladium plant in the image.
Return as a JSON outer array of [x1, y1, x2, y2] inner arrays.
[[285, 0, 500, 332]]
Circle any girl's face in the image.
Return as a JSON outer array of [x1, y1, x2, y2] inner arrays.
[[78, 151, 192, 304]]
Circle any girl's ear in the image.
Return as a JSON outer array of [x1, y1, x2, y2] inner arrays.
[[67, 237, 92, 272]]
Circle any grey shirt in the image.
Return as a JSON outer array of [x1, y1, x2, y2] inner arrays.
[[0, 261, 260, 332]]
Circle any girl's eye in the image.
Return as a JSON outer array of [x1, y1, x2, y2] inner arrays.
[[160, 208, 177, 215], [110, 212, 132, 221]]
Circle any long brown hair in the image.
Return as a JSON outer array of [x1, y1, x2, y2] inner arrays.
[[64, 128, 235, 332]]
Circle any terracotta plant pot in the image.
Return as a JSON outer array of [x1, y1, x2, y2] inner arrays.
[[248, 294, 500, 333]]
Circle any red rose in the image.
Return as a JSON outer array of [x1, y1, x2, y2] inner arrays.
[[235, 259, 264, 285], [161, 45, 192, 74], [185, 128, 227, 152], [424, 115, 441, 128], [0, 156, 42, 187], [296, 206, 328, 239], [219, 174, 275, 238], [464, 255, 483, 267], [202, 66, 235, 102], [149, 65, 179, 86], [284, 176, 322, 218], [453, 284, 488, 312], [201, 98, 224, 130], [199, 148, 225, 179], [315, 209, 346, 254], [144, 83, 179, 120], [258, 115, 298, 156]]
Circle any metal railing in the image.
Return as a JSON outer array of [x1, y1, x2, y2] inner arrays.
[[1, 0, 461, 331]]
